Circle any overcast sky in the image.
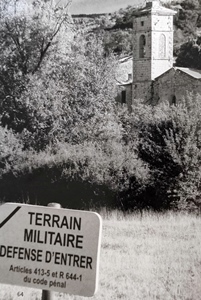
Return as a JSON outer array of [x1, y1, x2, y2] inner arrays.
[[69, 0, 146, 14]]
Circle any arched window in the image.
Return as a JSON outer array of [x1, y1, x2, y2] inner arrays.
[[121, 90, 126, 104], [139, 35, 146, 58], [159, 34, 166, 58], [171, 95, 176, 105]]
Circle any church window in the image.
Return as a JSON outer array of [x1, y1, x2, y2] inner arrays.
[[139, 35, 146, 58], [159, 34, 166, 58], [171, 95, 176, 105], [141, 21, 144, 26], [121, 90, 126, 104]]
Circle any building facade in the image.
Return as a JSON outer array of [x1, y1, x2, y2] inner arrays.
[[132, 0, 176, 102], [118, 0, 201, 106]]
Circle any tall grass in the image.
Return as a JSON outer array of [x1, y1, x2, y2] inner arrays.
[[0, 211, 200, 300]]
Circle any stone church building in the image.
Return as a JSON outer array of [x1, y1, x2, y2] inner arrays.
[[118, 0, 201, 106]]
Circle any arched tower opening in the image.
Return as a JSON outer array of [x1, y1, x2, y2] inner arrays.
[[139, 35, 146, 58]]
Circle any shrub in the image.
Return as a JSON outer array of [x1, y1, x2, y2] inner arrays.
[[0, 126, 23, 177], [0, 139, 150, 209], [129, 96, 201, 211]]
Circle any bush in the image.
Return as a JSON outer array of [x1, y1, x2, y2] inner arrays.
[[175, 36, 201, 69], [0, 126, 23, 177], [127, 96, 201, 211], [0, 139, 150, 209]]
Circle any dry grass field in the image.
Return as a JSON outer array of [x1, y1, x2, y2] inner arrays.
[[0, 211, 201, 300]]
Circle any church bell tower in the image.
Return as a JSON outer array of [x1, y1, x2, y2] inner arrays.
[[132, 0, 176, 102]]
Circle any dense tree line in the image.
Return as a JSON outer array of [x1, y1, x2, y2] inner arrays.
[[0, 0, 201, 213]]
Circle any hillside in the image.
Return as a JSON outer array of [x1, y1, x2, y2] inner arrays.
[[1, 0, 201, 213], [72, 0, 201, 57]]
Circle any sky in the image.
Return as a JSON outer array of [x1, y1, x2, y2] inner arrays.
[[69, 0, 146, 14]]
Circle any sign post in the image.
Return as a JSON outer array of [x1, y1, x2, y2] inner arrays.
[[0, 202, 102, 297]]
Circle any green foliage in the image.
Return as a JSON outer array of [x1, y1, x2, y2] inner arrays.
[[126, 96, 201, 211], [15, 34, 121, 149], [72, 5, 136, 56], [1, 0, 201, 213], [0, 126, 23, 177], [165, 95, 201, 209], [167, 0, 201, 31], [0, 0, 72, 131], [175, 36, 201, 68], [110, 6, 136, 30], [0, 138, 150, 209], [163, 0, 201, 54], [101, 5, 137, 56], [102, 29, 132, 55], [0, 0, 150, 210]]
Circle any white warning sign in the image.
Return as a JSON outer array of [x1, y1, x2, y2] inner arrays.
[[0, 203, 102, 297]]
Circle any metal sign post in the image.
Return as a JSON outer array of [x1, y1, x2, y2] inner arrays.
[[42, 290, 54, 300]]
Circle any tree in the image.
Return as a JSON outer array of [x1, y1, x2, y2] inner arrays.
[[0, 0, 73, 132], [0, 0, 125, 150], [102, 29, 133, 55], [175, 36, 201, 69], [111, 5, 136, 30], [0, 2, 150, 208], [13, 33, 122, 150], [164, 94, 201, 210], [128, 96, 201, 211], [0, 125, 23, 178], [167, 0, 200, 34]]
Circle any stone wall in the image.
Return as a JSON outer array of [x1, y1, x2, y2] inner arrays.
[[132, 81, 152, 103], [133, 59, 152, 82], [153, 68, 201, 104]]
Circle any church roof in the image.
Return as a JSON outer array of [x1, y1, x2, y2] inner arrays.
[[133, 1, 176, 17], [175, 67, 201, 79], [154, 66, 201, 81]]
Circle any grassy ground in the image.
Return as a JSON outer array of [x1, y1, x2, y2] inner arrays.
[[0, 211, 201, 300]]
